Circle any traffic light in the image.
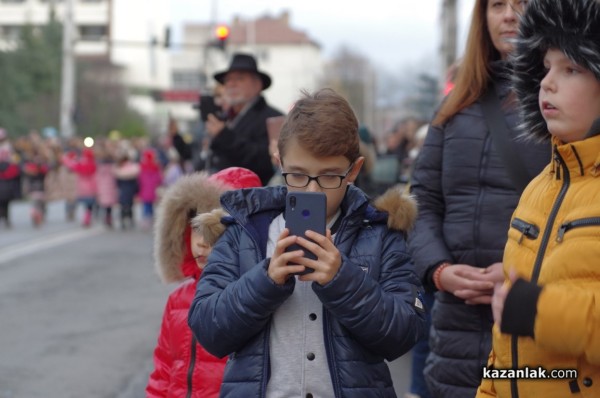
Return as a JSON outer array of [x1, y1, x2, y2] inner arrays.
[[214, 25, 229, 50]]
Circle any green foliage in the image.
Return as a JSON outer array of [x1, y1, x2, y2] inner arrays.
[[0, 18, 62, 136], [0, 14, 146, 139], [75, 60, 148, 139]]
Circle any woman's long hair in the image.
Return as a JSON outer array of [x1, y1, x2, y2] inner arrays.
[[432, 0, 501, 126]]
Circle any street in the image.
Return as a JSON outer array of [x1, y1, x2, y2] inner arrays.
[[0, 200, 412, 398]]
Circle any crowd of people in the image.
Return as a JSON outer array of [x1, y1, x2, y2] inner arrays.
[[0, 130, 170, 230], [3, 0, 600, 397]]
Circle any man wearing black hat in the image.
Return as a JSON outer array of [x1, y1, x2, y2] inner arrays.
[[204, 53, 283, 185]]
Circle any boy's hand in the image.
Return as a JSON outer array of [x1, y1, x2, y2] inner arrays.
[[295, 229, 342, 285], [492, 269, 518, 328], [268, 228, 306, 285]]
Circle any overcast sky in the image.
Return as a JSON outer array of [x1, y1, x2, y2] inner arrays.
[[169, 0, 474, 73]]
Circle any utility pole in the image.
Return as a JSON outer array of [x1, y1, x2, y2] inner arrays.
[[440, 0, 458, 91], [60, 0, 76, 138]]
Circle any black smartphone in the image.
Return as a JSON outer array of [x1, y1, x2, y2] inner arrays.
[[199, 95, 221, 122], [285, 191, 327, 275]]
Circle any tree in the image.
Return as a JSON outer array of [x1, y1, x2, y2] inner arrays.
[[0, 18, 63, 136], [320, 46, 376, 127], [75, 59, 147, 138]]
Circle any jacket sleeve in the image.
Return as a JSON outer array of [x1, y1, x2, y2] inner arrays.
[[520, 282, 600, 365], [146, 298, 175, 397], [210, 104, 280, 173], [407, 122, 453, 288], [313, 229, 427, 361], [188, 226, 295, 358], [171, 133, 192, 162]]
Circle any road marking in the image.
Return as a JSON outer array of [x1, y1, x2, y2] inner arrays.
[[0, 227, 105, 264]]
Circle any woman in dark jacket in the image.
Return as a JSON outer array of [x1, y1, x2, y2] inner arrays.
[[0, 148, 20, 228], [407, 1, 549, 397]]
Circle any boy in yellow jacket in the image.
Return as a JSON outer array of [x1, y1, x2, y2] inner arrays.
[[476, 0, 600, 397]]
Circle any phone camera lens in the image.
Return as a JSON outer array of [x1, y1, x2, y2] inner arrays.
[[290, 196, 296, 208]]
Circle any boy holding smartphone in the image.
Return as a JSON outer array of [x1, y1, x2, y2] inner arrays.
[[189, 89, 426, 397]]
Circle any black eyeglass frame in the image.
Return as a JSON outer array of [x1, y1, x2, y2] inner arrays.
[[281, 163, 355, 189]]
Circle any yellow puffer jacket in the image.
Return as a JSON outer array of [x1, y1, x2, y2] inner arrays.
[[477, 135, 600, 398]]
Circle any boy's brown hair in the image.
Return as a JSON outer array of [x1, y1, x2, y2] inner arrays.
[[278, 88, 360, 164]]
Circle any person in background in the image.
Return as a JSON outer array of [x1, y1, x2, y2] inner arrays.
[[188, 89, 426, 397], [161, 147, 184, 189], [407, 1, 549, 397], [22, 150, 49, 227], [63, 148, 97, 228], [0, 147, 20, 229], [203, 52, 284, 185], [138, 148, 162, 230], [477, 0, 600, 396], [147, 167, 262, 398], [114, 148, 140, 230], [95, 143, 118, 229]]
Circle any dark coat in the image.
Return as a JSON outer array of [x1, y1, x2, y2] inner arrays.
[[407, 62, 549, 398], [0, 161, 20, 202], [188, 185, 426, 398], [209, 96, 282, 186]]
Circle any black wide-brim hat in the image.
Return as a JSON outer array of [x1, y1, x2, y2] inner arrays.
[[213, 53, 272, 90]]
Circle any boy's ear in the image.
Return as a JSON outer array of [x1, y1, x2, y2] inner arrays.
[[347, 157, 365, 183]]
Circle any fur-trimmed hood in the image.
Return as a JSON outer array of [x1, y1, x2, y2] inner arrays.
[[192, 184, 417, 249], [513, 0, 600, 141], [153, 173, 226, 283]]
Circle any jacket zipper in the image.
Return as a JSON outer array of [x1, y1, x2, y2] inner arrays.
[[510, 218, 540, 244], [510, 147, 570, 398], [186, 335, 197, 398], [323, 311, 342, 398], [474, 133, 493, 267], [323, 219, 351, 398], [556, 217, 600, 242]]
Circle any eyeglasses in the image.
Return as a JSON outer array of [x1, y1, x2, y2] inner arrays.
[[281, 164, 354, 189]]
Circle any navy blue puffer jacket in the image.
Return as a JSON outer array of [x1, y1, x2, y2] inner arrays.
[[189, 185, 426, 398]]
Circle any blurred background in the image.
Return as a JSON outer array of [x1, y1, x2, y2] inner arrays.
[[0, 0, 471, 143]]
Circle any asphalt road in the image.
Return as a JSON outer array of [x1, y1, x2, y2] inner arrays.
[[0, 200, 412, 398]]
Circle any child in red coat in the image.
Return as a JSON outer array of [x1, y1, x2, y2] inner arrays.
[[146, 167, 261, 398]]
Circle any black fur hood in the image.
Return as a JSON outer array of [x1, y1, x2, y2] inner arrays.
[[512, 0, 600, 141]]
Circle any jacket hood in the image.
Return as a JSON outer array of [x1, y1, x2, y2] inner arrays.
[[154, 168, 261, 283], [373, 185, 417, 231], [195, 184, 417, 249], [153, 173, 226, 283], [512, 0, 600, 141]]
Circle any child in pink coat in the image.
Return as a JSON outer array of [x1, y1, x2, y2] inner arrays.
[[138, 148, 162, 230], [62, 148, 97, 227]]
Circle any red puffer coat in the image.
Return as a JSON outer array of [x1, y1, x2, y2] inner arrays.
[[147, 168, 262, 397], [146, 274, 226, 398]]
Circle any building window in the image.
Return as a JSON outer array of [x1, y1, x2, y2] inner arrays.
[[78, 25, 107, 41], [0, 25, 22, 40]]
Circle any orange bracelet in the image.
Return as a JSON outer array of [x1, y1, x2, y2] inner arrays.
[[433, 262, 451, 292]]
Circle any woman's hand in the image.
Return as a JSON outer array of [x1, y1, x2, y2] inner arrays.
[[440, 263, 500, 304]]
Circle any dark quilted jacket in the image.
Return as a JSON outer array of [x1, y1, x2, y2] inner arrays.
[[407, 62, 549, 398]]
